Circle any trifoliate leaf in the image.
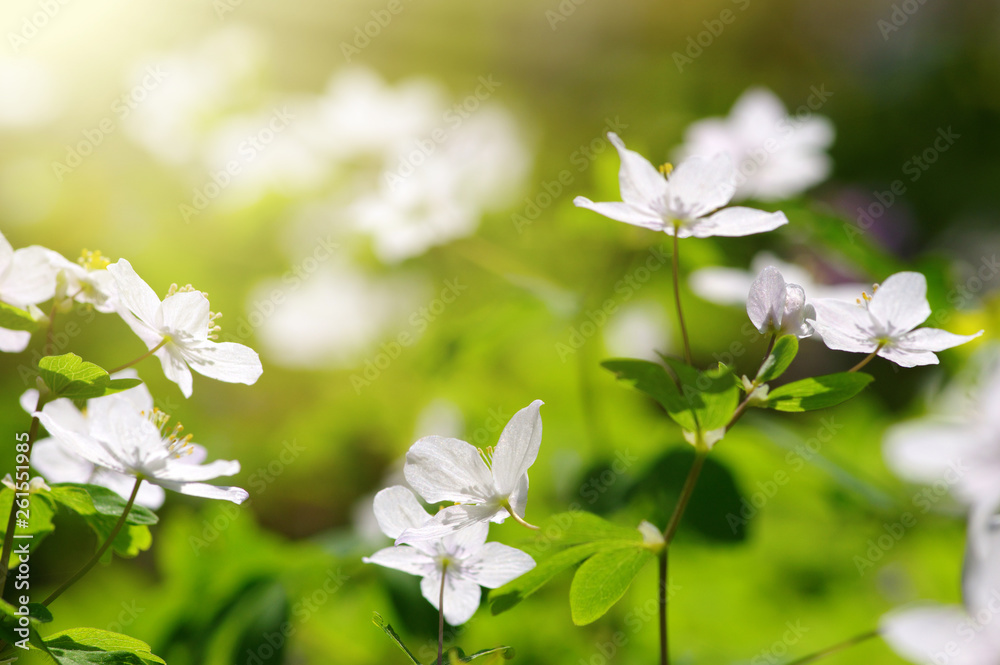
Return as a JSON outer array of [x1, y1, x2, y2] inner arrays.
[[764, 372, 874, 412]]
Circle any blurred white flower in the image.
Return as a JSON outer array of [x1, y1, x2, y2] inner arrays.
[[881, 516, 1000, 665], [108, 258, 263, 398], [0, 57, 60, 128], [363, 485, 534, 625], [0, 230, 58, 352], [44, 249, 117, 313], [884, 348, 1000, 528], [37, 392, 248, 504], [676, 87, 834, 201], [574, 133, 787, 238], [250, 261, 426, 369], [690, 252, 867, 307], [399, 400, 543, 545], [746, 266, 815, 338], [124, 26, 264, 165], [603, 301, 671, 361], [809, 272, 982, 368]]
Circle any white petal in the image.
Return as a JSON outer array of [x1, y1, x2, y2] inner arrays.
[[606, 132, 670, 209], [156, 458, 241, 483], [92, 472, 165, 510], [667, 153, 736, 219], [878, 346, 940, 368], [746, 266, 786, 333], [156, 345, 194, 398], [507, 473, 529, 523], [572, 197, 664, 230], [0, 328, 30, 352], [782, 283, 812, 337], [363, 545, 435, 577], [693, 206, 788, 238], [460, 542, 535, 589], [867, 272, 930, 333], [403, 436, 495, 504], [32, 438, 92, 483], [186, 341, 263, 386], [4, 246, 58, 306], [107, 259, 162, 324], [151, 478, 249, 504], [114, 308, 165, 350], [159, 291, 210, 338], [421, 571, 482, 626], [897, 328, 983, 353], [689, 266, 757, 306], [964, 515, 1000, 616], [883, 422, 981, 487], [35, 410, 129, 475], [809, 299, 877, 353], [491, 400, 543, 496], [372, 485, 432, 539], [396, 504, 500, 546], [880, 605, 999, 665]]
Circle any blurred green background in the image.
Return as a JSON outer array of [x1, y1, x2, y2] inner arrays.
[[1, 0, 999, 662]]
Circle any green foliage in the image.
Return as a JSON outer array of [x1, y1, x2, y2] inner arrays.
[[756, 335, 798, 383], [373, 612, 515, 664], [48, 484, 155, 561], [43, 628, 165, 665], [602, 357, 739, 437], [37, 354, 142, 400], [569, 546, 655, 626], [0, 488, 57, 565], [764, 373, 875, 412], [0, 302, 39, 332]]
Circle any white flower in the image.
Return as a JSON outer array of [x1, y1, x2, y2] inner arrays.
[[573, 132, 788, 238], [746, 266, 815, 338], [881, 516, 1000, 665], [676, 87, 834, 201], [883, 350, 1000, 529], [45, 249, 117, 313], [107, 258, 263, 398], [36, 393, 248, 504], [0, 231, 59, 352], [398, 400, 544, 545], [23, 377, 168, 509], [809, 272, 982, 367], [363, 486, 535, 625], [690, 251, 867, 307]]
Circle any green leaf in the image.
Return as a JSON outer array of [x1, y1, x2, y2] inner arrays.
[[765, 372, 874, 412], [489, 512, 644, 615], [372, 612, 422, 665], [44, 628, 165, 665], [49, 484, 155, 560], [602, 359, 695, 430], [660, 356, 740, 431], [0, 302, 38, 332], [51, 484, 158, 526], [446, 645, 515, 663], [38, 354, 139, 400], [569, 546, 654, 625], [0, 489, 56, 566], [756, 335, 799, 383]]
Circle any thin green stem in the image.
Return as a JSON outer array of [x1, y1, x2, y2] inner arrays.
[[43, 477, 142, 606], [848, 345, 882, 373], [0, 394, 44, 596], [727, 335, 777, 432], [663, 451, 707, 545], [503, 501, 539, 530], [109, 339, 168, 374], [659, 550, 668, 665], [782, 629, 879, 665], [671, 232, 692, 365], [438, 564, 447, 665]]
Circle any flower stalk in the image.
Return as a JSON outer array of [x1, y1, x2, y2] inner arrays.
[[672, 232, 692, 365]]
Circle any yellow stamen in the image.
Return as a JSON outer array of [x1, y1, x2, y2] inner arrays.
[[478, 446, 495, 469], [658, 162, 673, 177], [78, 249, 110, 271]]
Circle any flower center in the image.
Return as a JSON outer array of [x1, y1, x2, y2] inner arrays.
[[478, 446, 495, 470], [855, 283, 879, 307], [78, 249, 110, 271], [143, 408, 195, 458], [658, 162, 674, 177], [165, 283, 223, 338]]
